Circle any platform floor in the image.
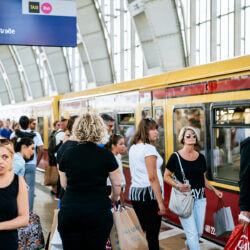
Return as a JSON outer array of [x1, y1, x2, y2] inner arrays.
[[34, 171, 224, 250]]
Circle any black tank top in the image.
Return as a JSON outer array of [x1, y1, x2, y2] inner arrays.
[[0, 174, 19, 250]]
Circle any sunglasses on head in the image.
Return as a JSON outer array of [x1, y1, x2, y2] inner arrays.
[[0, 139, 10, 145], [185, 134, 196, 139]]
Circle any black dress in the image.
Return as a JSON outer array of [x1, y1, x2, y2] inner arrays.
[[0, 174, 19, 250]]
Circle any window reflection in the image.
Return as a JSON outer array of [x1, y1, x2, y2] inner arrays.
[[155, 107, 165, 174], [117, 112, 135, 162], [213, 127, 250, 182]]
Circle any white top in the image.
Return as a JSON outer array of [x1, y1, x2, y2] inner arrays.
[[129, 143, 163, 188], [10, 129, 43, 165], [107, 154, 126, 188], [55, 129, 66, 146]]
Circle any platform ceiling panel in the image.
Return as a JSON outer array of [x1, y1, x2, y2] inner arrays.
[[15, 46, 44, 99], [128, 0, 186, 74], [0, 46, 24, 102], [77, 0, 114, 86], [44, 47, 71, 94]]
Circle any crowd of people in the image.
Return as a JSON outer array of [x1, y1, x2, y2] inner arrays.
[[0, 114, 249, 250]]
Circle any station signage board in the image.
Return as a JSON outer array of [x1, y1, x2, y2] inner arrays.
[[0, 0, 76, 47]]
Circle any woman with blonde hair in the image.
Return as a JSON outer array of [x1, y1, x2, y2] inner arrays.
[[129, 118, 166, 250], [0, 142, 29, 250], [164, 126, 223, 250], [58, 113, 121, 250]]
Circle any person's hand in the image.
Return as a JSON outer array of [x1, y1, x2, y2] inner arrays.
[[239, 211, 250, 232], [177, 183, 191, 193], [214, 189, 223, 198], [158, 202, 166, 216]]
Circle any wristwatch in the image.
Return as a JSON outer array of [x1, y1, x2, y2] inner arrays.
[[176, 183, 179, 190]]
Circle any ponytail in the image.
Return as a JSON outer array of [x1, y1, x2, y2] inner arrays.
[[105, 134, 123, 150], [11, 137, 34, 153]]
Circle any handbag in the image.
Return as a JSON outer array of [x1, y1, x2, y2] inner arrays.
[[110, 207, 148, 250], [44, 165, 58, 186], [213, 198, 235, 237], [168, 152, 194, 218], [18, 212, 45, 249]]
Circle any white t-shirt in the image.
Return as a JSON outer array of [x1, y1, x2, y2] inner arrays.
[[129, 143, 163, 189], [10, 129, 44, 165], [55, 129, 66, 146], [107, 154, 126, 188]]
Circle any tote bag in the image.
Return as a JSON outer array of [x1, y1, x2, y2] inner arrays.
[[168, 152, 194, 218], [110, 208, 148, 250], [44, 165, 58, 186], [213, 198, 235, 237]]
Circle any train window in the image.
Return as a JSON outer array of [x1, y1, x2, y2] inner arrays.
[[174, 107, 205, 152], [214, 106, 250, 125], [117, 112, 135, 162], [37, 117, 44, 142], [212, 105, 250, 182], [142, 108, 152, 119], [155, 107, 165, 172]]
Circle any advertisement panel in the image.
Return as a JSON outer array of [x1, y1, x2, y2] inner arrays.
[[0, 0, 76, 47]]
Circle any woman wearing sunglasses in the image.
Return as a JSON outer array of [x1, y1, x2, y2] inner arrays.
[[164, 126, 222, 250], [0, 142, 29, 250]]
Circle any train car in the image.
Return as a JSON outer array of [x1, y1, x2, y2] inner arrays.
[[0, 96, 61, 170], [58, 55, 250, 245]]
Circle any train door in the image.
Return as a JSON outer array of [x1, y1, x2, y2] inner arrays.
[[153, 100, 166, 170]]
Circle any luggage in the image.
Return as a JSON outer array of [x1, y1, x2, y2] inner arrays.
[[110, 207, 148, 250], [213, 198, 235, 237], [18, 212, 45, 250]]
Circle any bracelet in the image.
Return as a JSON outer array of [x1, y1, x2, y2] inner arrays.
[[176, 184, 179, 190], [239, 214, 250, 223]]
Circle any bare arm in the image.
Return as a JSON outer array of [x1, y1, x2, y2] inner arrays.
[[164, 168, 190, 193], [0, 177, 29, 230], [58, 169, 67, 190], [109, 168, 121, 202], [204, 173, 223, 198], [36, 146, 44, 165], [145, 155, 166, 215]]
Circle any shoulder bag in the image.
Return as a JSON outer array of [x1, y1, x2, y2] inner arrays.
[[168, 152, 194, 218]]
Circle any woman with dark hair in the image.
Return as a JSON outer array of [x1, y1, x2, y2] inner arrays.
[[129, 118, 166, 250], [11, 137, 35, 177], [164, 126, 222, 250], [105, 134, 126, 206]]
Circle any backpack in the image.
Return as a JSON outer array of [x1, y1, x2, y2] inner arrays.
[[48, 130, 64, 154], [15, 129, 36, 162]]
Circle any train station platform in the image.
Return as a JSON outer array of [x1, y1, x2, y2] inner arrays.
[[34, 171, 224, 250]]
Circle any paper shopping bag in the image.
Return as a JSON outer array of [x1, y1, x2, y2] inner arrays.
[[110, 208, 148, 250], [49, 209, 59, 250], [213, 206, 235, 237], [44, 166, 58, 186]]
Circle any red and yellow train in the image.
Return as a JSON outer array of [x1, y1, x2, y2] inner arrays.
[[1, 55, 250, 245]]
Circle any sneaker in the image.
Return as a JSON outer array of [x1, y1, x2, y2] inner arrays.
[[54, 196, 60, 201]]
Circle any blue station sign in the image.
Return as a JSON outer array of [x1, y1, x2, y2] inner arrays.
[[0, 0, 77, 47]]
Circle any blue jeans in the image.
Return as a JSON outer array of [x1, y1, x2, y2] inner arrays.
[[179, 198, 207, 250], [25, 164, 36, 211]]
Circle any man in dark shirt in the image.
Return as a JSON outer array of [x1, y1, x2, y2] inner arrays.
[[239, 137, 250, 231]]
